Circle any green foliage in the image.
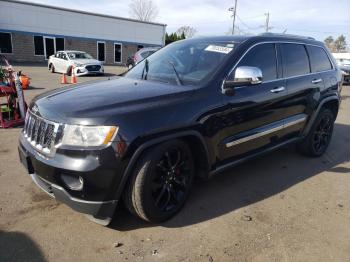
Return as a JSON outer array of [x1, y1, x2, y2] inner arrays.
[[165, 32, 186, 45]]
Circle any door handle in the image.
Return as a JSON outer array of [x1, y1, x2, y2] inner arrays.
[[312, 78, 323, 84], [270, 86, 286, 93]]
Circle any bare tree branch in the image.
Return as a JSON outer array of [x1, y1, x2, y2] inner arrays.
[[129, 0, 158, 22], [176, 26, 197, 39]]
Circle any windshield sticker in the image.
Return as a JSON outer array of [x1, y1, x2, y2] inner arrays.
[[205, 45, 233, 54]]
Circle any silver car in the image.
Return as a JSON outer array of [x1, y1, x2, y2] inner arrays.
[[48, 50, 104, 76]]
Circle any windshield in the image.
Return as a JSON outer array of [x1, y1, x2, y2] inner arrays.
[[125, 40, 236, 86], [67, 52, 93, 59]]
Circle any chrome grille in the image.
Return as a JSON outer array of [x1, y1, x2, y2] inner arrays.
[[23, 111, 61, 156]]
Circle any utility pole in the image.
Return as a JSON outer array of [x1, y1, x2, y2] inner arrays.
[[228, 0, 238, 35], [264, 12, 272, 32]]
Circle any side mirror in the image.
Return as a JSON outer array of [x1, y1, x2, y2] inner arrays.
[[223, 66, 263, 93]]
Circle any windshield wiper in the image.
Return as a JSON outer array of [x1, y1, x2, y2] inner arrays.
[[141, 59, 149, 80], [167, 61, 183, 86]]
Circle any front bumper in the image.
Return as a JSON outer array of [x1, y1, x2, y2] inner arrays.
[[74, 65, 104, 76], [18, 133, 126, 218], [28, 172, 117, 217]]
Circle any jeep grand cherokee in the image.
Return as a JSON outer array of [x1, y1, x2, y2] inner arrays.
[[19, 34, 342, 225]]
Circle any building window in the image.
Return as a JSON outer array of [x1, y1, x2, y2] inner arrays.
[[0, 32, 13, 54], [97, 41, 105, 62], [114, 43, 122, 63], [55, 38, 64, 52], [34, 36, 44, 55]]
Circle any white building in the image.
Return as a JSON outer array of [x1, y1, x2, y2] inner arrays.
[[0, 0, 166, 64]]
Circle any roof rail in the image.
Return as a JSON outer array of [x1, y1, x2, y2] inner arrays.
[[259, 32, 315, 40]]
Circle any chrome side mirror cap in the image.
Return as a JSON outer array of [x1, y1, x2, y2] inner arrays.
[[224, 66, 263, 90]]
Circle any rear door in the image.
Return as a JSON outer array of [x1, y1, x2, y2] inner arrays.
[[218, 43, 288, 161], [280, 43, 325, 139]]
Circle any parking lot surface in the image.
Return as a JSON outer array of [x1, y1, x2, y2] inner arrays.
[[1, 65, 350, 262]]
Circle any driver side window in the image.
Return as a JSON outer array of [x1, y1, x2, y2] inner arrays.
[[231, 43, 277, 82]]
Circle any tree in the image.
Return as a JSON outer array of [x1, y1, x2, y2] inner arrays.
[[324, 36, 335, 52], [165, 32, 184, 45], [129, 0, 158, 22], [176, 26, 197, 39], [334, 35, 347, 52]]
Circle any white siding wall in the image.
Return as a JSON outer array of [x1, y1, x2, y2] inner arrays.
[[0, 0, 165, 45]]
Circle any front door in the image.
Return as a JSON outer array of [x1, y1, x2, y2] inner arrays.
[[44, 37, 55, 60], [218, 43, 288, 162]]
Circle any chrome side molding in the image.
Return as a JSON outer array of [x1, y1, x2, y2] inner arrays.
[[226, 115, 307, 148]]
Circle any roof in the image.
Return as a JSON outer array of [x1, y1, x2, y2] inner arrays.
[[1, 0, 166, 27], [190, 33, 322, 45]]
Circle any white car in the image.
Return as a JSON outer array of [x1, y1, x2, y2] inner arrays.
[[48, 50, 104, 76]]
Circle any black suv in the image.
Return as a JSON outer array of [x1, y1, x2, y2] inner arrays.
[[18, 34, 342, 225]]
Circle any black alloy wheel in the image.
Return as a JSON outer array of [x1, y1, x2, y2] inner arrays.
[[123, 140, 195, 222], [312, 113, 333, 155], [298, 108, 335, 157], [152, 147, 192, 212]]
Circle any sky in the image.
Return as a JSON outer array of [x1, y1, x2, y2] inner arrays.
[[24, 0, 350, 42]]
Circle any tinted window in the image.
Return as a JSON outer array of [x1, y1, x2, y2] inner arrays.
[[34, 36, 44, 55], [0, 33, 12, 53], [236, 43, 277, 81], [307, 45, 332, 72], [281, 44, 310, 77]]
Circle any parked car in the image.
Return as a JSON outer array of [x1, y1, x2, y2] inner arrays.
[[19, 34, 342, 225], [335, 58, 350, 84], [126, 47, 160, 69], [48, 50, 104, 76]]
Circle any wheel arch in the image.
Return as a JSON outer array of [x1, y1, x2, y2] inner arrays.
[[114, 131, 211, 201], [302, 95, 340, 136]]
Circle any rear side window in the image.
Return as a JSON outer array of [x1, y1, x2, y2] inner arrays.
[[236, 43, 277, 81], [140, 51, 150, 59], [307, 46, 332, 72], [281, 44, 310, 77]]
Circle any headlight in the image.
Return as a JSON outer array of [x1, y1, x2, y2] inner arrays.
[[61, 125, 118, 147], [74, 63, 83, 67]]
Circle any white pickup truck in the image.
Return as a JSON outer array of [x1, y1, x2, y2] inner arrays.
[[48, 50, 104, 76]]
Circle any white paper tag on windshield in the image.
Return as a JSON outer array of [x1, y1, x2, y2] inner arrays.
[[205, 45, 233, 54]]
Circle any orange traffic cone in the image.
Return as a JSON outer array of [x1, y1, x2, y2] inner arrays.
[[61, 73, 68, 84], [70, 66, 77, 84]]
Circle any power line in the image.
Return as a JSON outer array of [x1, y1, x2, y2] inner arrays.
[[236, 15, 261, 30]]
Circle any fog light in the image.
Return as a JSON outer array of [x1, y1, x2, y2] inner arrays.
[[61, 174, 84, 191]]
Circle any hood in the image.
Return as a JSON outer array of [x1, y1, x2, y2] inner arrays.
[[71, 58, 101, 65], [340, 65, 350, 72], [31, 77, 194, 125]]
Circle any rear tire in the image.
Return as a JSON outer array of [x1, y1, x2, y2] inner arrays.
[[298, 108, 335, 157], [123, 140, 195, 222]]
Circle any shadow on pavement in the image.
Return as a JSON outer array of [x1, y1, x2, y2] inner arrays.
[[109, 123, 350, 231], [0, 230, 46, 262]]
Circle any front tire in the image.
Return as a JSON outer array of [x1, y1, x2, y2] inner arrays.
[[123, 140, 195, 222], [298, 108, 335, 157], [49, 64, 55, 73]]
